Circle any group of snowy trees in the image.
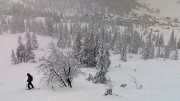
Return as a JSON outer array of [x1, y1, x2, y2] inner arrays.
[[11, 32, 39, 65], [141, 29, 179, 60], [38, 23, 112, 86], [5, 0, 180, 90], [72, 24, 112, 84]]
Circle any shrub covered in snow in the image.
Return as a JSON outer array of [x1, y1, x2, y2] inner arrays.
[[38, 42, 82, 88]]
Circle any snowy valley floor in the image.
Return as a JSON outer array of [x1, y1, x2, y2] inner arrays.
[[0, 33, 180, 101]]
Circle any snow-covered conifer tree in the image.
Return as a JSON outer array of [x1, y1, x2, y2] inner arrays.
[[25, 33, 35, 62], [149, 44, 155, 59], [11, 49, 19, 65], [31, 33, 39, 50], [25, 32, 31, 44], [16, 36, 26, 63], [142, 43, 150, 60], [177, 38, 180, 49], [110, 29, 117, 51], [120, 34, 127, 62], [142, 30, 154, 60], [131, 30, 140, 54], [173, 47, 178, 60], [37, 20, 45, 35], [57, 31, 66, 49], [164, 46, 170, 59], [18, 18, 25, 33], [155, 33, 159, 46], [114, 32, 122, 54], [26, 19, 31, 32], [94, 46, 111, 84], [167, 30, 175, 51], [1, 16, 8, 32], [159, 34, 164, 47], [174, 47, 178, 60], [9, 18, 16, 34], [156, 47, 161, 58], [67, 32, 71, 48], [173, 37, 177, 51], [80, 28, 99, 67], [73, 31, 82, 60], [44, 18, 54, 36]]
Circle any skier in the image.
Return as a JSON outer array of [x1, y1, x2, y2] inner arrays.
[[27, 73, 34, 90]]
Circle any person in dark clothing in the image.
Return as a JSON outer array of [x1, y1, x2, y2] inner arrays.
[[27, 73, 34, 90]]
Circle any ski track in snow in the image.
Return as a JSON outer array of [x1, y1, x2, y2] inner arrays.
[[0, 33, 180, 101]]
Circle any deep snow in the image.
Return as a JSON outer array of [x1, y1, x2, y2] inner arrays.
[[0, 33, 180, 101]]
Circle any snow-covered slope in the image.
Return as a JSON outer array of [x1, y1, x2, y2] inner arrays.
[[0, 33, 180, 101], [138, 0, 180, 18]]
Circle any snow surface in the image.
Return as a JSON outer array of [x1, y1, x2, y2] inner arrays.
[[138, 0, 180, 18], [0, 33, 180, 101]]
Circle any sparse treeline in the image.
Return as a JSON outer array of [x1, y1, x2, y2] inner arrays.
[[5, 0, 179, 90], [11, 32, 39, 64]]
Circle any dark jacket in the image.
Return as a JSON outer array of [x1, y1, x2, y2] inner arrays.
[[27, 73, 33, 82]]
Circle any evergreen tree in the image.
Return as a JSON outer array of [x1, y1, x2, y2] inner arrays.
[[177, 38, 180, 49], [114, 32, 122, 54], [94, 46, 111, 84], [142, 30, 154, 60], [37, 20, 45, 35], [159, 34, 164, 47], [156, 47, 161, 58], [11, 49, 19, 65], [25, 33, 35, 62], [73, 31, 82, 60], [9, 17, 17, 34], [167, 30, 175, 51], [64, 23, 68, 39], [18, 17, 25, 33], [120, 34, 127, 62], [111, 29, 118, 51], [149, 44, 155, 59], [52, 23, 58, 38], [16, 36, 26, 63], [44, 18, 54, 36], [57, 34, 66, 49], [31, 33, 39, 50], [173, 37, 177, 51], [31, 20, 38, 34], [164, 46, 170, 59], [155, 33, 159, 46], [67, 32, 71, 48], [25, 32, 31, 44], [173, 47, 178, 60], [142, 43, 150, 60], [131, 30, 140, 54], [80, 28, 99, 67], [25, 19, 31, 32], [1, 16, 8, 32]]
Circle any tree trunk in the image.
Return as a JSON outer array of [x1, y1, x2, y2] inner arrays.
[[67, 78, 72, 88]]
